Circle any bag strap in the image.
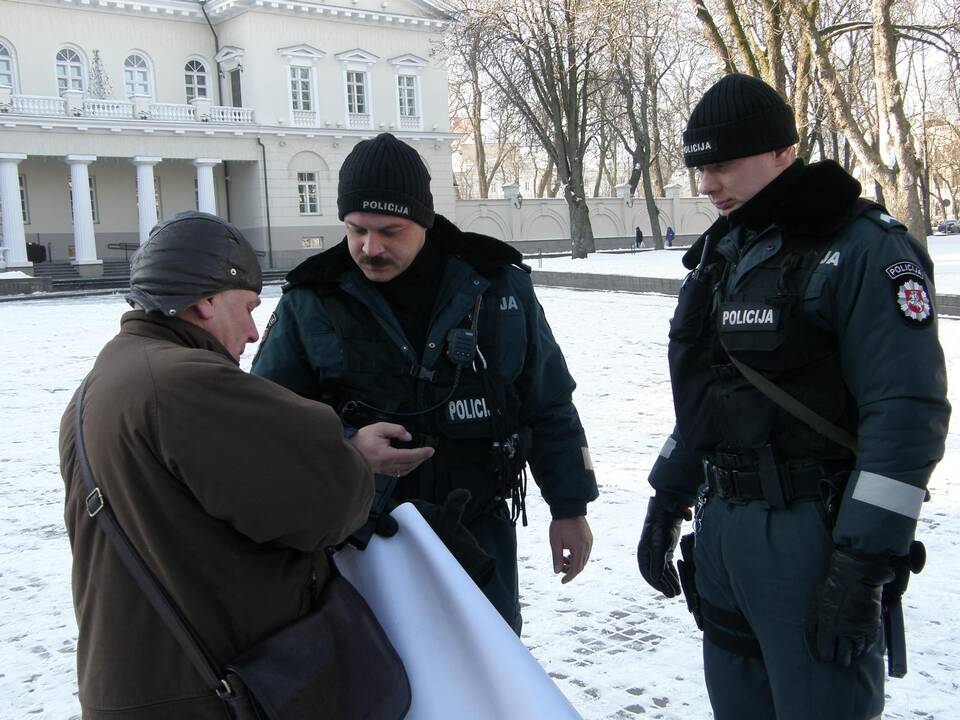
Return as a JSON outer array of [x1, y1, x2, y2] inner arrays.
[[724, 354, 858, 454], [73, 376, 235, 699]]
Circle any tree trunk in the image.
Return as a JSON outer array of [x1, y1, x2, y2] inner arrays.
[[871, 0, 925, 243], [467, 45, 491, 200], [537, 159, 555, 198], [641, 167, 663, 250], [567, 199, 596, 258], [565, 170, 595, 258]]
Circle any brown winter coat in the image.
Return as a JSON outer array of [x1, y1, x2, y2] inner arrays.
[[60, 311, 373, 719]]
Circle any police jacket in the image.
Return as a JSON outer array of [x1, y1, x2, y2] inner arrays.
[[649, 160, 950, 557], [60, 311, 373, 719], [252, 214, 598, 521]]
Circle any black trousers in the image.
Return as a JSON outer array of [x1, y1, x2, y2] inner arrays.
[[468, 502, 522, 636], [694, 494, 884, 720]]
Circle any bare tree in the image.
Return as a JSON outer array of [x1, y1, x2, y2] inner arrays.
[[787, 0, 937, 241], [459, 0, 610, 257], [446, 25, 523, 199], [601, 0, 688, 248]]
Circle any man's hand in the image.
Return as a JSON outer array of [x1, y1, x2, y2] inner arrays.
[[808, 547, 895, 666], [637, 495, 691, 598], [349, 422, 434, 477], [549, 516, 593, 584]]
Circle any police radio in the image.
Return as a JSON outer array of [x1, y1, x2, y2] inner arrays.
[[340, 295, 484, 428], [446, 327, 478, 366]]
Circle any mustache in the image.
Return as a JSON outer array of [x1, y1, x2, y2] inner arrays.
[[359, 255, 393, 268]]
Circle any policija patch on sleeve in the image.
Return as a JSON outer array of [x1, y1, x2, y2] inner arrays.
[[885, 261, 934, 327]]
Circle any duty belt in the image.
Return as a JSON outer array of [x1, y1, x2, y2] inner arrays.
[[703, 447, 837, 509]]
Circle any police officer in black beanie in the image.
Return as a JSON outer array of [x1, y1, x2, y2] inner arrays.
[[253, 133, 599, 634], [637, 73, 950, 719]]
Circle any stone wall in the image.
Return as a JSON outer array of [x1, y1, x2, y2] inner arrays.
[[454, 186, 714, 252]]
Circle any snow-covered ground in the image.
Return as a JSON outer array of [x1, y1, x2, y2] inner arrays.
[[1, 286, 957, 719], [535, 234, 960, 296]]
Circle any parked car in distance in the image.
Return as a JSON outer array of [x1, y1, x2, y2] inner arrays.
[[937, 219, 960, 234]]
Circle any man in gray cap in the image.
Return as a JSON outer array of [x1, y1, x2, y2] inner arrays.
[[60, 211, 429, 719], [253, 134, 599, 635], [637, 74, 949, 719]]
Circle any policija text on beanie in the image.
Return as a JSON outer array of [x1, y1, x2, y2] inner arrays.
[[337, 133, 435, 229], [126, 211, 263, 317], [683, 73, 799, 168]]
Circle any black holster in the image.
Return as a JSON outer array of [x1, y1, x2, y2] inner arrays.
[[676, 532, 703, 630], [883, 540, 926, 678]]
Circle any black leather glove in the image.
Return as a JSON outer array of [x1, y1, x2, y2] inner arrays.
[[637, 495, 692, 598], [345, 511, 398, 550], [413, 489, 496, 588], [808, 547, 896, 666]]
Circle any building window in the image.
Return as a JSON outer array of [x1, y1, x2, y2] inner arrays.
[[56, 48, 84, 94], [135, 176, 162, 221], [397, 75, 417, 117], [194, 178, 199, 210], [302, 236, 323, 249], [124, 53, 151, 97], [0, 174, 28, 225], [0, 43, 14, 89], [20, 175, 29, 225], [346, 71, 367, 114], [184, 60, 208, 101], [68, 175, 99, 224], [290, 66, 312, 111], [298, 172, 319, 214]]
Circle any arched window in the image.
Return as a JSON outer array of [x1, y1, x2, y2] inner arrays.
[[124, 53, 151, 97], [0, 43, 14, 89], [56, 48, 84, 94], [184, 59, 208, 101]]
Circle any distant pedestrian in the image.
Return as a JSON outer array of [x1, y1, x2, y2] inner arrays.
[[635, 226, 644, 249], [665, 226, 675, 247]]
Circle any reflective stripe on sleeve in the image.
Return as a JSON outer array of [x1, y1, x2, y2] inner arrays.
[[660, 437, 677, 459], [850, 471, 925, 520], [581, 447, 594, 471]]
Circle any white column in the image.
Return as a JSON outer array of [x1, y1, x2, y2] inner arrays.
[[502, 182, 521, 243], [0, 153, 31, 273], [66, 155, 102, 271], [193, 158, 221, 215], [132, 156, 161, 245]]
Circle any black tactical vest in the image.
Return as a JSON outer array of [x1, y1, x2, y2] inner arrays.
[[316, 275, 525, 519], [669, 225, 857, 463]]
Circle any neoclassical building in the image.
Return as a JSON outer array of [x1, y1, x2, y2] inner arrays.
[[0, 0, 456, 273]]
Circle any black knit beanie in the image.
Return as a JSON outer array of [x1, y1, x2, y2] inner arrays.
[[337, 133, 435, 229], [683, 74, 798, 168]]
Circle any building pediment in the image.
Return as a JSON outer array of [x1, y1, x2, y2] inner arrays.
[[215, 46, 245, 64], [278, 44, 326, 61], [389, 53, 428, 68], [335, 49, 380, 65]]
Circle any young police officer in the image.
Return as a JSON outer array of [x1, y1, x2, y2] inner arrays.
[[637, 75, 950, 719], [252, 133, 598, 634]]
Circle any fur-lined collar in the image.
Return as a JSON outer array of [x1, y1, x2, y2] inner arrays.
[[682, 160, 864, 270], [285, 214, 526, 287]]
